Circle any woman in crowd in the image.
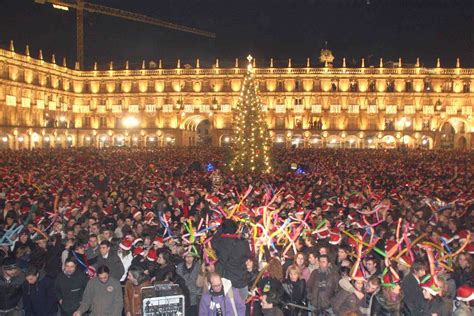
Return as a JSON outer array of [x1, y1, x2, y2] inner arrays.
[[282, 265, 307, 316]]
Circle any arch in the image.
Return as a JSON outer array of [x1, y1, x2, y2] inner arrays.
[[326, 135, 343, 148], [0, 133, 12, 149], [345, 135, 359, 148], [291, 134, 303, 148], [113, 134, 126, 146], [438, 117, 469, 134], [181, 114, 211, 131], [163, 134, 176, 147]]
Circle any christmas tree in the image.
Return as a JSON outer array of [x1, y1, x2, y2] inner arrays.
[[230, 55, 272, 173]]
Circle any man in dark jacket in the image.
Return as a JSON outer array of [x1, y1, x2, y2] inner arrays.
[[307, 255, 339, 315], [93, 240, 124, 281], [401, 260, 430, 315], [212, 219, 251, 301], [55, 258, 88, 316], [22, 266, 57, 316], [0, 257, 24, 316]]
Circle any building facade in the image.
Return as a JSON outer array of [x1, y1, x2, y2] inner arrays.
[[0, 44, 473, 150]]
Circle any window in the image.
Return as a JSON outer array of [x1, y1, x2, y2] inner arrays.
[[350, 80, 358, 92], [404, 106, 416, 115], [386, 80, 395, 92], [348, 105, 359, 114], [294, 104, 304, 113], [461, 106, 472, 116], [311, 104, 322, 113], [277, 81, 284, 91], [162, 104, 173, 113], [220, 104, 231, 113], [128, 105, 139, 113], [99, 117, 107, 128], [369, 81, 376, 92], [21, 97, 31, 108], [36, 99, 45, 109], [446, 106, 457, 115], [330, 104, 341, 114], [405, 81, 413, 92], [295, 80, 302, 91], [367, 105, 378, 114], [275, 117, 285, 129], [6, 95, 16, 106], [111, 105, 122, 113], [200, 104, 210, 113], [145, 104, 156, 113], [425, 81, 432, 92], [386, 105, 397, 114], [184, 104, 194, 113], [275, 104, 286, 114], [423, 106, 434, 115]]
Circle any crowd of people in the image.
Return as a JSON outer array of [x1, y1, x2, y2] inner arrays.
[[0, 147, 473, 316]]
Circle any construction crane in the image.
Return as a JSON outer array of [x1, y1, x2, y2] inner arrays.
[[34, 0, 216, 69]]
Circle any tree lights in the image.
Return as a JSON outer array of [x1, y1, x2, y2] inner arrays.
[[230, 55, 272, 173]]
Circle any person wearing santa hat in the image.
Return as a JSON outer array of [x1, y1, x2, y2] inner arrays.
[[118, 238, 134, 283], [453, 284, 474, 316], [331, 265, 365, 315], [371, 270, 404, 315]]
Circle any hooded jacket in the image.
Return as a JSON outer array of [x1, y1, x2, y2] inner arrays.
[[198, 277, 246, 316], [22, 273, 58, 316]]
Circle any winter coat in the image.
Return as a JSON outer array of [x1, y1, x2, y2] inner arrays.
[[0, 268, 24, 311], [55, 269, 88, 315], [307, 267, 339, 312], [176, 260, 202, 306], [331, 288, 361, 316], [401, 273, 430, 316], [212, 230, 251, 289], [199, 278, 246, 316], [453, 301, 473, 316], [77, 275, 123, 316], [22, 274, 58, 316], [282, 279, 306, 316], [370, 291, 404, 316], [124, 279, 152, 316], [94, 251, 125, 282]]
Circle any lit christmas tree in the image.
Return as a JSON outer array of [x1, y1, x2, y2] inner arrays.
[[230, 55, 272, 172]]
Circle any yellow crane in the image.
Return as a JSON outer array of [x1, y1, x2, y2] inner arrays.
[[34, 0, 216, 69]]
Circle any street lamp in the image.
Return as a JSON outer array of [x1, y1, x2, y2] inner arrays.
[[122, 116, 139, 128]]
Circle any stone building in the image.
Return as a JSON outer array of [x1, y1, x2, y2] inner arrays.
[[0, 43, 472, 150]]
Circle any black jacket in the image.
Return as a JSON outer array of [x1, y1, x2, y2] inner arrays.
[[212, 230, 251, 288], [0, 269, 24, 310], [55, 269, 88, 315], [22, 274, 58, 316], [401, 273, 430, 316]]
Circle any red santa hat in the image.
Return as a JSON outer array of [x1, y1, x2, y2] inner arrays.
[[153, 236, 164, 246], [317, 228, 330, 239], [144, 211, 155, 222], [133, 247, 145, 257], [399, 254, 414, 266], [205, 195, 220, 206], [385, 240, 398, 254], [455, 230, 470, 242], [465, 242, 474, 255], [329, 230, 342, 245], [147, 249, 157, 261], [119, 239, 132, 251], [142, 202, 153, 210], [351, 265, 366, 281], [132, 209, 142, 220], [456, 285, 474, 302], [382, 270, 400, 285], [420, 275, 441, 296]]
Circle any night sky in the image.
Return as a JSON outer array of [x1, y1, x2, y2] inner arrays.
[[0, 0, 473, 69]]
